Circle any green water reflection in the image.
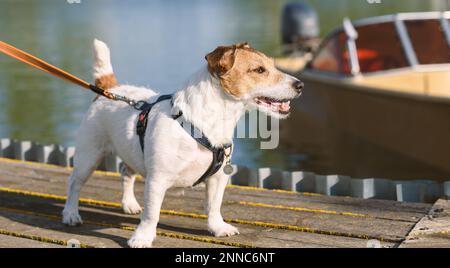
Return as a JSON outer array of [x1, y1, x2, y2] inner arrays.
[[0, 0, 448, 169]]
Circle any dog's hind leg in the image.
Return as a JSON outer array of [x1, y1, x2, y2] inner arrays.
[[62, 146, 105, 226], [120, 164, 142, 215]]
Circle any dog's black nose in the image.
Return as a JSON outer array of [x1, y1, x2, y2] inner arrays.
[[292, 81, 304, 94]]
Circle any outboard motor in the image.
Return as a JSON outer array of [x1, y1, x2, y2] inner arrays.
[[281, 2, 320, 55]]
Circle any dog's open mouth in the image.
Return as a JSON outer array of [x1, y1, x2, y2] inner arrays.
[[254, 97, 291, 115]]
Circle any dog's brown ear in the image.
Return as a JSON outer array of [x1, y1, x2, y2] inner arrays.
[[205, 45, 237, 77]]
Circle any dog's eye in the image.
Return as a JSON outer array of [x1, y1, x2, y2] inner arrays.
[[254, 67, 266, 74]]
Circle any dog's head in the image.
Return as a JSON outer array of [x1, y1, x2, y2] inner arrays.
[[206, 43, 303, 119]]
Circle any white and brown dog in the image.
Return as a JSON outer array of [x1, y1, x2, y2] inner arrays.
[[62, 40, 303, 248]]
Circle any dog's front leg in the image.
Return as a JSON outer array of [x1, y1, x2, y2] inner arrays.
[[128, 177, 169, 248], [205, 173, 240, 237]]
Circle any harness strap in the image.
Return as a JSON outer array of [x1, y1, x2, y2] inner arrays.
[[136, 94, 173, 150], [135, 95, 231, 186], [192, 144, 231, 187], [177, 111, 232, 186]]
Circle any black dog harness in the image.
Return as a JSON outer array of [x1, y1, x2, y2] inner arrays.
[[135, 94, 232, 187]]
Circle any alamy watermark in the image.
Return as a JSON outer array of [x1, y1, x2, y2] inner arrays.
[[169, 109, 282, 150]]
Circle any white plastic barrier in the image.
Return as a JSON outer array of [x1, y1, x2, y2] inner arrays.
[[1, 139, 448, 203]]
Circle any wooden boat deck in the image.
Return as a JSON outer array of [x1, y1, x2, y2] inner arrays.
[[0, 158, 448, 248]]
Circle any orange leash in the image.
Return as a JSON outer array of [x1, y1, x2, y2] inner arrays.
[[0, 40, 141, 107], [0, 40, 92, 90]]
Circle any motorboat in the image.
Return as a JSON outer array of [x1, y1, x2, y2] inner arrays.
[[278, 12, 450, 181]]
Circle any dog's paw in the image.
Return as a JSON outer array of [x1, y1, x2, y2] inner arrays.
[[128, 235, 154, 248], [122, 198, 142, 215], [128, 224, 156, 248], [209, 222, 240, 237], [62, 210, 83, 226]]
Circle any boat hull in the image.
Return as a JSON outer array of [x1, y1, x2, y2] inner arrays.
[[281, 72, 450, 181]]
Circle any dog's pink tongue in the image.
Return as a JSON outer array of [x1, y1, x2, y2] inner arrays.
[[281, 102, 290, 112]]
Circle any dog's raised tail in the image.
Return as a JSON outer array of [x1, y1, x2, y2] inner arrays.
[[93, 39, 118, 90]]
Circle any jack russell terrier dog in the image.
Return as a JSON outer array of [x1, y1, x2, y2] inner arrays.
[[62, 39, 303, 248]]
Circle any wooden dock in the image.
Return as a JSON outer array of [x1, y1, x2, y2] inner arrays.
[[0, 158, 448, 248]]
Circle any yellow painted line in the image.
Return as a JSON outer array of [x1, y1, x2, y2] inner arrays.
[[0, 157, 122, 179], [410, 229, 450, 237], [411, 230, 450, 236], [0, 157, 320, 196], [0, 186, 363, 220], [238, 201, 368, 218], [0, 228, 94, 248], [0, 206, 254, 248], [222, 218, 399, 242], [0, 186, 208, 220], [226, 184, 321, 196], [158, 209, 395, 242], [0, 187, 399, 243], [432, 230, 450, 236]]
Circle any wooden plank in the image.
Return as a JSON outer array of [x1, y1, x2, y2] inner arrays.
[[0, 234, 65, 248], [0, 208, 228, 248], [400, 199, 450, 248], [0, 192, 395, 248], [0, 177, 410, 243], [0, 159, 433, 247], [0, 166, 422, 242], [0, 159, 431, 220], [160, 197, 413, 242]]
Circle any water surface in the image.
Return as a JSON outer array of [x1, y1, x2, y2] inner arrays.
[[0, 0, 448, 171]]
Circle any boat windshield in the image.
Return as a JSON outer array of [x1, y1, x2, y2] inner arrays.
[[309, 16, 450, 75], [405, 19, 450, 64], [310, 31, 351, 74], [354, 22, 410, 73], [310, 22, 410, 75]]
